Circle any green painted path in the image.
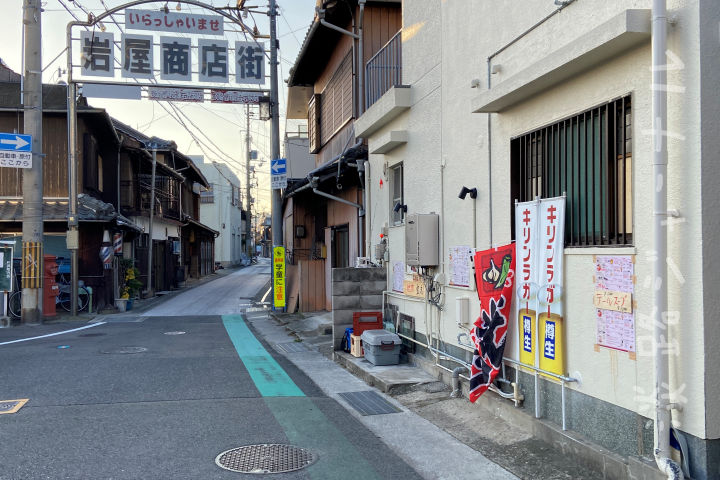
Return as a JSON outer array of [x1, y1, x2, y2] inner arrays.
[[222, 314, 305, 397], [222, 314, 382, 480]]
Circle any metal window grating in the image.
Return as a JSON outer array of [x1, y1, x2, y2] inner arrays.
[[511, 95, 632, 247]]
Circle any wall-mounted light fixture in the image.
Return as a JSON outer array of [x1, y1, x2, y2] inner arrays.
[[458, 186, 478, 200], [393, 202, 408, 213]]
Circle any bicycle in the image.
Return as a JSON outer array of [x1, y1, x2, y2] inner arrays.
[[7, 278, 89, 317]]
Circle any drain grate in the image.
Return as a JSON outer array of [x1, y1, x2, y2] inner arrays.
[[79, 333, 105, 337], [245, 307, 267, 313], [337, 390, 401, 416], [101, 346, 147, 354], [0, 399, 28, 414], [274, 342, 308, 354], [215, 444, 317, 474]]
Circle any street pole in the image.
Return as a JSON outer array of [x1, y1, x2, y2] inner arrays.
[[22, 0, 43, 324], [269, 0, 281, 249], [245, 105, 252, 258], [145, 147, 157, 297]]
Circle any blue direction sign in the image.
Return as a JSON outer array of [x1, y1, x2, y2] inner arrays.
[[270, 158, 286, 175], [0, 133, 31, 152], [0, 132, 32, 169]]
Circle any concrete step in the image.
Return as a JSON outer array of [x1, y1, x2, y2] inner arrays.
[[333, 350, 437, 394]]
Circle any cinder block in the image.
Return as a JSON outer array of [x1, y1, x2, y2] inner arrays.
[[331, 281, 357, 296], [360, 295, 384, 309], [332, 309, 355, 325], [332, 295, 362, 310]]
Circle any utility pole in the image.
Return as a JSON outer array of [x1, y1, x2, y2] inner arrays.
[[22, 0, 43, 324], [245, 104, 252, 258], [145, 145, 158, 298], [269, 0, 281, 249]]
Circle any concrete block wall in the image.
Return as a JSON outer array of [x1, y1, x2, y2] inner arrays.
[[331, 267, 386, 350]]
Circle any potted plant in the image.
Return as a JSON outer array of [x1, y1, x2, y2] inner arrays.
[[119, 259, 143, 311]]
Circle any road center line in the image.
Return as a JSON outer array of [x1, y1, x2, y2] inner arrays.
[[0, 322, 106, 346]]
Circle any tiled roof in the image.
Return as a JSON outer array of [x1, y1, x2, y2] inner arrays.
[[0, 194, 140, 231]]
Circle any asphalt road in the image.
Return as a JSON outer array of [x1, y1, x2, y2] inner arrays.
[[0, 262, 423, 480]]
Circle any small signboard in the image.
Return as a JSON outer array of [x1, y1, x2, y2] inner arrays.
[[273, 246, 285, 309], [0, 246, 13, 293], [147, 87, 204, 102], [271, 158, 287, 189], [210, 90, 263, 104], [0, 133, 32, 169], [125, 9, 224, 36]]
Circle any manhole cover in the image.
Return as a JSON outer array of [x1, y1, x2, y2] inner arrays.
[[101, 346, 147, 354], [163, 331, 186, 335], [215, 444, 317, 474], [79, 333, 105, 337]]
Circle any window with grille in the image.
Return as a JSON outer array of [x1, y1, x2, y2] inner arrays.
[[390, 163, 404, 226], [511, 96, 632, 246], [308, 94, 320, 153], [320, 52, 353, 147]]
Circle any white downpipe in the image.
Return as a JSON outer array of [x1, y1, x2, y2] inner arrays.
[[652, 0, 683, 478], [364, 160, 371, 257]]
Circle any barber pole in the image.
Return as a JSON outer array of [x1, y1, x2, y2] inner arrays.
[[113, 233, 123, 255], [100, 230, 113, 270]]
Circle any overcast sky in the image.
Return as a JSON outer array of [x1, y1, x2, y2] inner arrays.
[[0, 0, 318, 214]]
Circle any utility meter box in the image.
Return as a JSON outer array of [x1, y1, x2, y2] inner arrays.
[[405, 213, 439, 266]]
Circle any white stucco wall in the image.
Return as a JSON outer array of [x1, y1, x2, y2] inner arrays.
[[362, 0, 710, 439], [194, 159, 244, 266]]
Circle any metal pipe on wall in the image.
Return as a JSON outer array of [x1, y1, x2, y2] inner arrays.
[[651, 0, 683, 478]]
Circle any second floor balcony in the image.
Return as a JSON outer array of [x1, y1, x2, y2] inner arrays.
[[120, 174, 181, 221], [365, 30, 402, 110]]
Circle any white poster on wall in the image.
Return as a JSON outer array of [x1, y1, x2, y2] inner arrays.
[[392, 261, 405, 293]]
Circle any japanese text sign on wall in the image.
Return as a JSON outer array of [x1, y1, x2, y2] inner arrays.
[[125, 9, 224, 36], [595, 256, 635, 352], [273, 246, 285, 309]]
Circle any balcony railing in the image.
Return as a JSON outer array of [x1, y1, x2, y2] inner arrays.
[[120, 175, 181, 221], [365, 31, 402, 110]]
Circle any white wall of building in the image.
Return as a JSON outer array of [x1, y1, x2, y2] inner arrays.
[[192, 156, 244, 267], [363, 0, 714, 441]]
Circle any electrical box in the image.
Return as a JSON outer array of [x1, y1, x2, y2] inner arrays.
[[405, 213, 439, 266], [456, 296, 470, 326]]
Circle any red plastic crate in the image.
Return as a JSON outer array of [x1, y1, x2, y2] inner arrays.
[[352, 311, 383, 337]]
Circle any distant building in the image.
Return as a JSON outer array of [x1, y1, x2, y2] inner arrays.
[[192, 156, 245, 267]]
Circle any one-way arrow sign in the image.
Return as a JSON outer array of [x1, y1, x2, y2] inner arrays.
[[271, 158, 287, 190], [0, 133, 31, 152], [270, 158, 286, 175]]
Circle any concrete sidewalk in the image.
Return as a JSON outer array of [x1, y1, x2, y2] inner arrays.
[[267, 310, 662, 480]]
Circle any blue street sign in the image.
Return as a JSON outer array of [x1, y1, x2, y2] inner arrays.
[[0, 133, 31, 152], [270, 158, 286, 175]]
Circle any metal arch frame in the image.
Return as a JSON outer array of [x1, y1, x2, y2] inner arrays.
[[64, 0, 258, 315], [66, 0, 257, 85]]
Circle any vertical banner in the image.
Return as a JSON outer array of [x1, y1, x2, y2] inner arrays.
[[22, 242, 42, 289], [515, 201, 539, 367], [538, 197, 565, 376], [469, 243, 515, 402], [273, 246, 285, 309]]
